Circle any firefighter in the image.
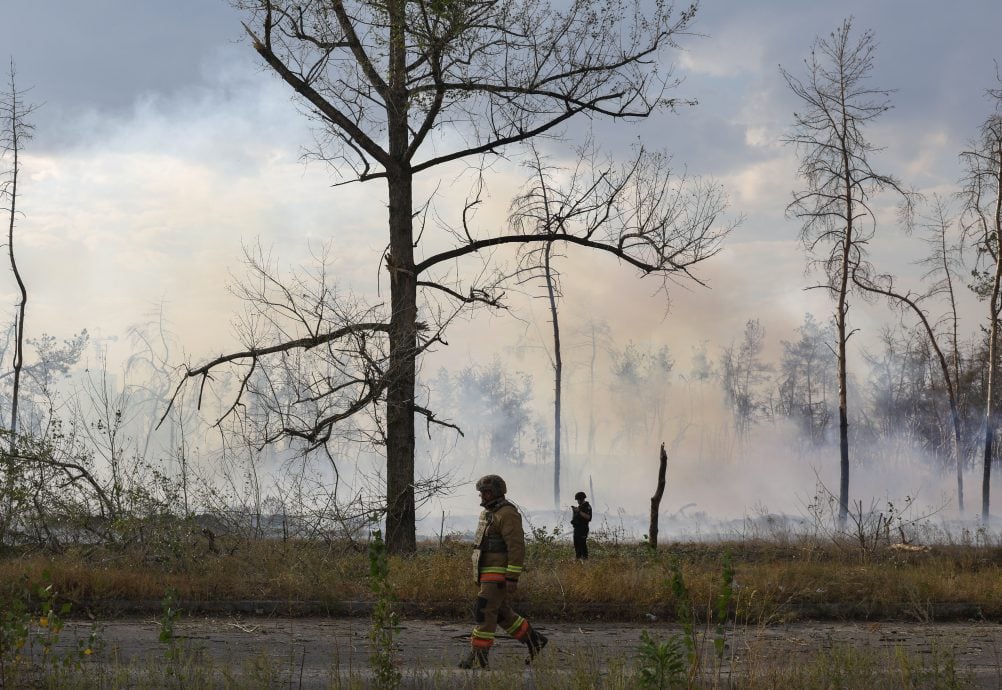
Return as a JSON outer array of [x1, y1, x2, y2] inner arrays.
[[571, 491, 592, 560], [458, 474, 548, 669]]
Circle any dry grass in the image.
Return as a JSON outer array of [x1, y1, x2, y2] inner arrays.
[[3, 532, 1002, 623]]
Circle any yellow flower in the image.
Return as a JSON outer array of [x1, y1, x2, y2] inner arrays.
[[83, 648, 93, 656], [38, 616, 48, 627]]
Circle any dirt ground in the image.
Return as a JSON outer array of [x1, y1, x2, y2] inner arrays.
[[43, 615, 1002, 688]]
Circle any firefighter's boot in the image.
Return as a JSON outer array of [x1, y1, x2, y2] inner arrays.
[[524, 627, 548, 664], [457, 647, 489, 669]]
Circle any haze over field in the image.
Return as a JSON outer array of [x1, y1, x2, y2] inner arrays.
[[3, 1, 1002, 540]]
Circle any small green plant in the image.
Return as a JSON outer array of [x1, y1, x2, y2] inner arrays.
[[159, 585, 181, 665], [714, 549, 734, 660], [635, 630, 687, 689], [0, 570, 100, 687], [530, 524, 560, 545], [668, 556, 696, 667], [368, 529, 400, 690], [33, 577, 71, 663], [0, 577, 30, 684]]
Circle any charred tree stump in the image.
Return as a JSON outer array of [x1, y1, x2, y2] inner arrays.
[[648, 442, 668, 549]]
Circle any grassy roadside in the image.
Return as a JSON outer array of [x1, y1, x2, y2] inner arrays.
[[2, 532, 1002, 623], [2, 530, 995, 688]]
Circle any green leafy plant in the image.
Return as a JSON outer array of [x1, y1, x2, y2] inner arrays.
[[0, 577, 30, 684], [368, 529, 400, 690], [714, 549, 734, 660], [0, 570, 100, 687], [669, 556, 696, 666], [635, 629, 687, 689], [159, 585, 181, 667]]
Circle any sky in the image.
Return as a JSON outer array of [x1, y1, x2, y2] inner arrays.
[[3, 1, 1002, 530]]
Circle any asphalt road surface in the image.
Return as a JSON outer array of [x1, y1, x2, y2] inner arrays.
[[40, 616, 1002, 688]]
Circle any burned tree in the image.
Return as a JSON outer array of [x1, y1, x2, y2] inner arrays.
[[853, 198, 967, 513], [0, 64, 36, 453], [508, 146, 722, 508], [172, 0, 730, 553], [961, 86, 1002, 521], [782, 19, 909, 527], [648, 442, 668, 549]]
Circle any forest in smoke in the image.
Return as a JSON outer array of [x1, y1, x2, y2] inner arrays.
[[2, 1, 1002, 553], [0, 287, 994, 545]]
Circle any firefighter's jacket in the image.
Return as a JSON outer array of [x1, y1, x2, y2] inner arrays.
[[471, 499, 525, 584]]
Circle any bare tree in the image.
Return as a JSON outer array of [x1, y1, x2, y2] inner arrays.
[[542, 242, 563, 510], [648, 442, 667, 549], [853, 197, 968, 512], [0, 63, 36, 453], [172, 0, 731, 553], [509, 145, 709, 509], [781, 19, 910, 526], [509, 146, 568, 509], [960, 83, 1002, 521]]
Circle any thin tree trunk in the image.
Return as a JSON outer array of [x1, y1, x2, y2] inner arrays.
[[544, 242, 561, 510], [835, 129, 854, 530], [985, 142, 1002, 523], [836, 247, 851, 527], [941, 213, 964, 513], [587, 323, 596, 458], [852, 277, 966, 517], [648, 442, 668, 549], [6, 83, 25, 455], [982, 253, 1002, 523]]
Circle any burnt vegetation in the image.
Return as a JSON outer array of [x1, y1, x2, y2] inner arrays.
[[3, 9, 1002, 651]]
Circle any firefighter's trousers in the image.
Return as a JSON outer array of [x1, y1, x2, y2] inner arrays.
[[470, 577, 530, 650]]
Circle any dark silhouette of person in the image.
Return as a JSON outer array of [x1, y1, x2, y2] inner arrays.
[[570, 491, 592, 559]]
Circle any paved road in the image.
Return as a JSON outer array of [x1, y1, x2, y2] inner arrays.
[[44, 616, 1002, 687]]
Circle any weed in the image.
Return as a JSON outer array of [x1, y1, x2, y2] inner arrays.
[[0, 570, 100, 687], [714, 549, 734, 660], [368, 529, 401, 690], [527, 523, 565, 562], [668, 556, 696, 665], [635, 629, 687, 689], [158, 584, 183, 675]]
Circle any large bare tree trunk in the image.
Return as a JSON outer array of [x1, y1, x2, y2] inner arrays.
[[383, 1, 416, 553], [212, 0, 724, 555], [384, 193, 417, 552], [648, 442, 667, 549]]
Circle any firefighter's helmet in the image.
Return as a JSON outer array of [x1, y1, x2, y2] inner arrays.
[[476, 474, 507, 496]]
